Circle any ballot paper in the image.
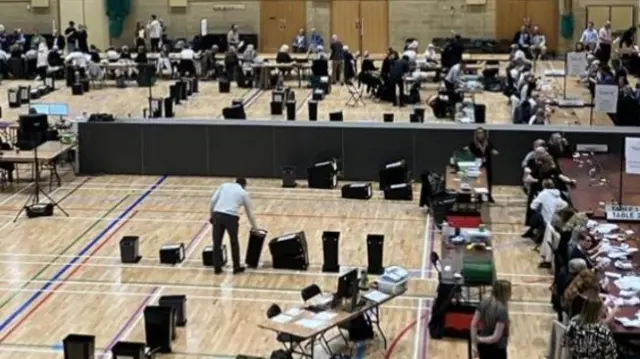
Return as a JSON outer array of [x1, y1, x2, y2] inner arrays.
[[271, 314, 293, 324], [597, 223, 619, 234], [605, 271, 622, 279], [296, 319, 325, 329], [616, 313, 640, 328], [314, 312, 338, 321], [614, 276, 640, 292], [285, 308, 303, 317], [364, 290, 390, 303]]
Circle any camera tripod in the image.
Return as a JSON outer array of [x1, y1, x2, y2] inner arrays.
[[13, 139, 69, 222]]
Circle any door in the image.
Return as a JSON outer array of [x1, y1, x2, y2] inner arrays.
[[260, 0, 306, 53], [361, 0, 388, 54], [526, 0, 559, 52], [495, 0, 527, 42], [331, 0, 360, 51]]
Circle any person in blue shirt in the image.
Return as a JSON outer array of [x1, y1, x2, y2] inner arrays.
[[309, 28, 323, 52], [292, 28, 307, 53]]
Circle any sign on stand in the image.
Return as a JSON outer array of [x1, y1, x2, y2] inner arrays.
[[594, 84, 618, 113], [606, 205, 640, 221], [566, 52, 588, 77]]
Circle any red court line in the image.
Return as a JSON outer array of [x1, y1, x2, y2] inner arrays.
[[0, 211, 139, 343], [384, 312, 429, 359]]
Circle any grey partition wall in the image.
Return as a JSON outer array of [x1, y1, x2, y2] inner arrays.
[[79, 120, 634, 185]]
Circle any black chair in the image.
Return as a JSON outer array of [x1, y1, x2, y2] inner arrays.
[[266, 304, 306, 356], [301, 284, 322, 302], [430, 252, 441, 278]]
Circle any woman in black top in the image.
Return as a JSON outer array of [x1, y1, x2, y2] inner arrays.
[[467, 127, 498, 203], [77, 25, 89, 53]]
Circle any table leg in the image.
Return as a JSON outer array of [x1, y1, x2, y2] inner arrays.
[[298, 68, 302, 88]]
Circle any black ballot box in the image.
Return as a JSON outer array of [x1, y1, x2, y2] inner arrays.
[[245, 230, 268, 268], [63, 334, 95, 359], [341, 183, 373, 200], [144, 306, 175, 353], [120, 236, 141, 263], [269, 231, 309, 270], [111, 341, 146, 359], [158, 295, 187, 327], [159, 244, 185, 265]]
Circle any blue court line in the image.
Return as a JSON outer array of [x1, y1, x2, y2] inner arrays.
[[355, 341, 366, 359], [0, 175, 167, 334]]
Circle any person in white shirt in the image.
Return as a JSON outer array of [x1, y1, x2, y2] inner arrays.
[[36, 42, 49, 80], [292, 28, 307, 53], [178, 45, 196, 76], [444, 62, 464, 105], [402, 40, 418, 63], [146, 14, 162, 52], [531, 26, 547, 59], [580, 22, 599, 51], [227, 24, 241, 51], [65, 50, 89, 68], [135, 22, 146, 49], [597, 21, 612, 64], [209, 178, 259, 274], [423, 44, 438, 68]]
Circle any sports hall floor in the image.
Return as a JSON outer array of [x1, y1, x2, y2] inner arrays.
[[0, 165, 553, 359], [0, 59, 613, 126]]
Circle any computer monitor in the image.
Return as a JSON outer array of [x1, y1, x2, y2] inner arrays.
[[336, 268, 358, 300], [19, 114, 48, 134], [29, 103, 50, 115], [48, 103, 69, 116]]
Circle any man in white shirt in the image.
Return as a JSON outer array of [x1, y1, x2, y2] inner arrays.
[[147, 14, 162, 52], [531, 26, 547, 59], [179, 45, 196, 76], [209, 178, 259, 274], [597, 21, 612, 64], [580, 22, 599, 51], [444, 62, 464, 105], [227, 24, 240, 51], [65, 50, 89, 68]]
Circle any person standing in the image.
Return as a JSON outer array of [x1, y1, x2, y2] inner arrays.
[[471, 280, 512, 359], [329, 34, 344, 84], [64, 21, 77, 53], [147, 14, 162, 52], [597, 21, 612, 65], [209, 178, 259, 275], [467, 127, 499, 203]]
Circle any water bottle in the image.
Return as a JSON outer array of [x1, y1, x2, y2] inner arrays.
[[442, 221, 450, 238]]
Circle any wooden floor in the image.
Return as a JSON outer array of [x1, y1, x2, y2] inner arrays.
[[0, 169, 554, 359], [0, 60, 612, 126]]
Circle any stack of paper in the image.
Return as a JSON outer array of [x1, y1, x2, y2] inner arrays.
[[271, 314, 293, 324], [314, 312, 337, 321], [296, 319, 325, 329], [364, 290, 390, 303]]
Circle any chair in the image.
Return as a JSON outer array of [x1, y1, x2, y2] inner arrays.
[[299, 285, 336, 355], [345, 83, 365, 107], [266, 304, 306, 356], [301, 284, 322, 302], [430, 252, 441, 277]]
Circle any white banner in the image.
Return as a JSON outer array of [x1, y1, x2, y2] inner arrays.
[[595, 84, 618, 113], [200, 18, 207, 36], [606, 205, 640, 221], [625, 137, 640, 175], [566, 52, 588, 77]]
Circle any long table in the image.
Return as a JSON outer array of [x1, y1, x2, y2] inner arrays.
[[0, 141, 75, 188], [258, 288, 403, 358], [559, 154, 640, 218], [595, 223, 640, 339]]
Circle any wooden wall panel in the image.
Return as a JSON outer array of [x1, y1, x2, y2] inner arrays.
[[260, 0, 306, 52], [331, 0, 360, 50], [611, 6, 633, 32], [361, 0, 388, 54], [495, 0, 527, 42], [526, 0, 559, 51]]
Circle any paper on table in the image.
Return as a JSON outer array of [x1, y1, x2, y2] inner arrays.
[[271, 314, 293, 324], [285, 308, 303, 317], [364, 290, 390, 303], [314, 311, 338, 321], [474, 188, 489, 194], [296, 319, 325, 329], [605, 271, 622, 279]]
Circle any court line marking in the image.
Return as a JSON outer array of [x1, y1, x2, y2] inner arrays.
[[421, 298, 432, 359], [412, 298, 423, 359], [0, 195, 131, 312], [0, 277, 556, 309], [0, 343, 237, 358], [0, 210, 139, 343], [113, 223, 211, 350], [0, 175, 166, 338], [100, 286, 159, 358], [0, 286, 555, 316], [0, 259, 553, 285]]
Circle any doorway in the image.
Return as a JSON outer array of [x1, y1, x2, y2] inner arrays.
[[260, 0, 306, 53], [330, 0, 389, 54]]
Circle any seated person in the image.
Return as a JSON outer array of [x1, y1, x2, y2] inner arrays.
[[422, 44, 439, 69], [241, 44, 258, 77], [0, 136, 14, 183], [178, 44, 197, 76], [276, 44, 294, 77], [516, 26, 532, 55], [156, 47, 174, 78], [292, 28, 307, 53], [105, 47, 120, 62], [309, 28, 323, 52], [201, 45, 220, 79], [135, 46, 149, 64], [358, 51, 377, 94], [88, 45, 101, 63], [531, 26, 547, 59], [529, 106, 549, 125], [402, 40, 419, 64], [574, 42, 586, 53]]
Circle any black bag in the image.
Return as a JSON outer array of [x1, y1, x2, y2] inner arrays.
[[347, 315, 374, 341], [429, 94, 449, 119]]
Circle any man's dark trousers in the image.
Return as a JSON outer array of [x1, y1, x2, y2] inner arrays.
[[212, 212, 241, 269]]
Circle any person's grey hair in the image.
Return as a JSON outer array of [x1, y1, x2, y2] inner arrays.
[[568, 258, 587, 274]]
